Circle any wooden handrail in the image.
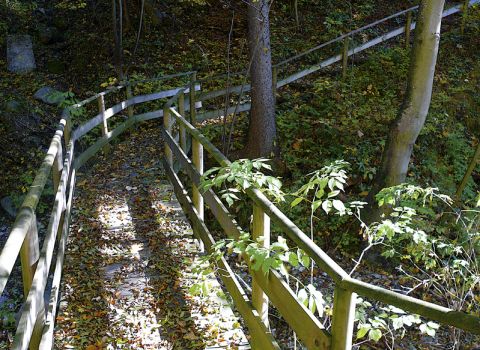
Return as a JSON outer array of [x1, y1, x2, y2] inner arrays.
[[165, 98, 480, 339]]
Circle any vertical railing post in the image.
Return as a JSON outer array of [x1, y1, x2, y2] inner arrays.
[[178, 92, 187, 153], [342, 36, 349, 79], [52, 143, 63, 193], [192, 137, 204, 252], [20, 215, 39, 299], [98, 94, 108, 137], [251, 204, 270, 327], [163, 107, 173, 166], [19, 213, 48, 350], [405, 11, 412, 48], [461, 0, 469, 34], [98, 94, 110, 153], [126, 83, 134, 121], [189, 72, 197, 126], [331, 286, 357, 350], [63, 109, 71, 146]]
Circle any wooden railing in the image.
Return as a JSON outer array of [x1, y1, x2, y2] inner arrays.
[[191, 0, 478, 123], [1, 2, 478, 348], [161, 85, 480, 350]]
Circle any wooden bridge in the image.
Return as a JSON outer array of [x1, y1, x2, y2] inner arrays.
[[1, 1, 479, 349]]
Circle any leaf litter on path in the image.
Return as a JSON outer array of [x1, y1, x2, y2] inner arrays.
[[55, 124, 249, 349]]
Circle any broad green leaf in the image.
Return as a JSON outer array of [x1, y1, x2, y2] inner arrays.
[[291, 197, 303, 207], [356, 324, 371, 339], [368, 329, 382, 342]]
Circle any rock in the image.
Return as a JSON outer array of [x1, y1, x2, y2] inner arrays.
[[7, 35, 36, 73], [1, 197, 17, 218], [46, 59, 66, 74], [4, 100, 23, 113], [34, 86, 65, 105]]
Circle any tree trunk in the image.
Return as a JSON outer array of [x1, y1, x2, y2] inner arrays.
[[243, 0, 276, 159], [112, 0, 124, 79], [367, 0, 445, 207]]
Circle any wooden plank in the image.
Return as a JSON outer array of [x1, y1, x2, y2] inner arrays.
[[162, 130, 331, 349], [331, 287, 356, 350], [162, 158, 280, 350], [341, 277, 480, 335]]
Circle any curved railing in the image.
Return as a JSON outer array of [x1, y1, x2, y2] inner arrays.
[[1, 1, 478, 348]]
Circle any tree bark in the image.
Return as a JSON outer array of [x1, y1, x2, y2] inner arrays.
[[367, 0, 445, 207], [243, 0, 276, 159]]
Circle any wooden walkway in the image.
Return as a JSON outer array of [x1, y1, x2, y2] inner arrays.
[[54, 125, 249, 349]]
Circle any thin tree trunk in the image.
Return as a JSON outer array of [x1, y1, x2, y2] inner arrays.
[[455, 141, 480, 200], [243, 0, 276, 159], [367, 0, 445, 209]]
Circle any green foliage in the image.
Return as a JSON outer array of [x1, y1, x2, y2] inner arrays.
[[354, 299, 440, 346], [291, 160, 350, 216], [200, 158, 284, 206]]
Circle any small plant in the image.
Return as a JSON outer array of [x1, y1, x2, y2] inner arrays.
[[200, 158, 284, 206]]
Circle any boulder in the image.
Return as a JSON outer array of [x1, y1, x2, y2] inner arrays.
[[7, 35, 36, 73], [4, 100, 23, 113], [34, 86, 65, 105]]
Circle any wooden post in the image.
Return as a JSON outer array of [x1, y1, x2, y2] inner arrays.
[[331, 286, 356, 350], [126, 84, 134, 120], [98, 94, 110, 153], [52, 144, 63, 193], [251, 204, 270, 327], [461, 0, 469, 34], [98, 95, 108, 136], [192, 137, 204, 252], [189, 72, 197, 126], [63, 110, 71, 145], [405, 11, 412, 48], [179, 93, 187, 153], [342, 37, 349, 79], [29, 307, 45, 350], [20, 216, 39, 299], [164, 107, 173, 166]]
